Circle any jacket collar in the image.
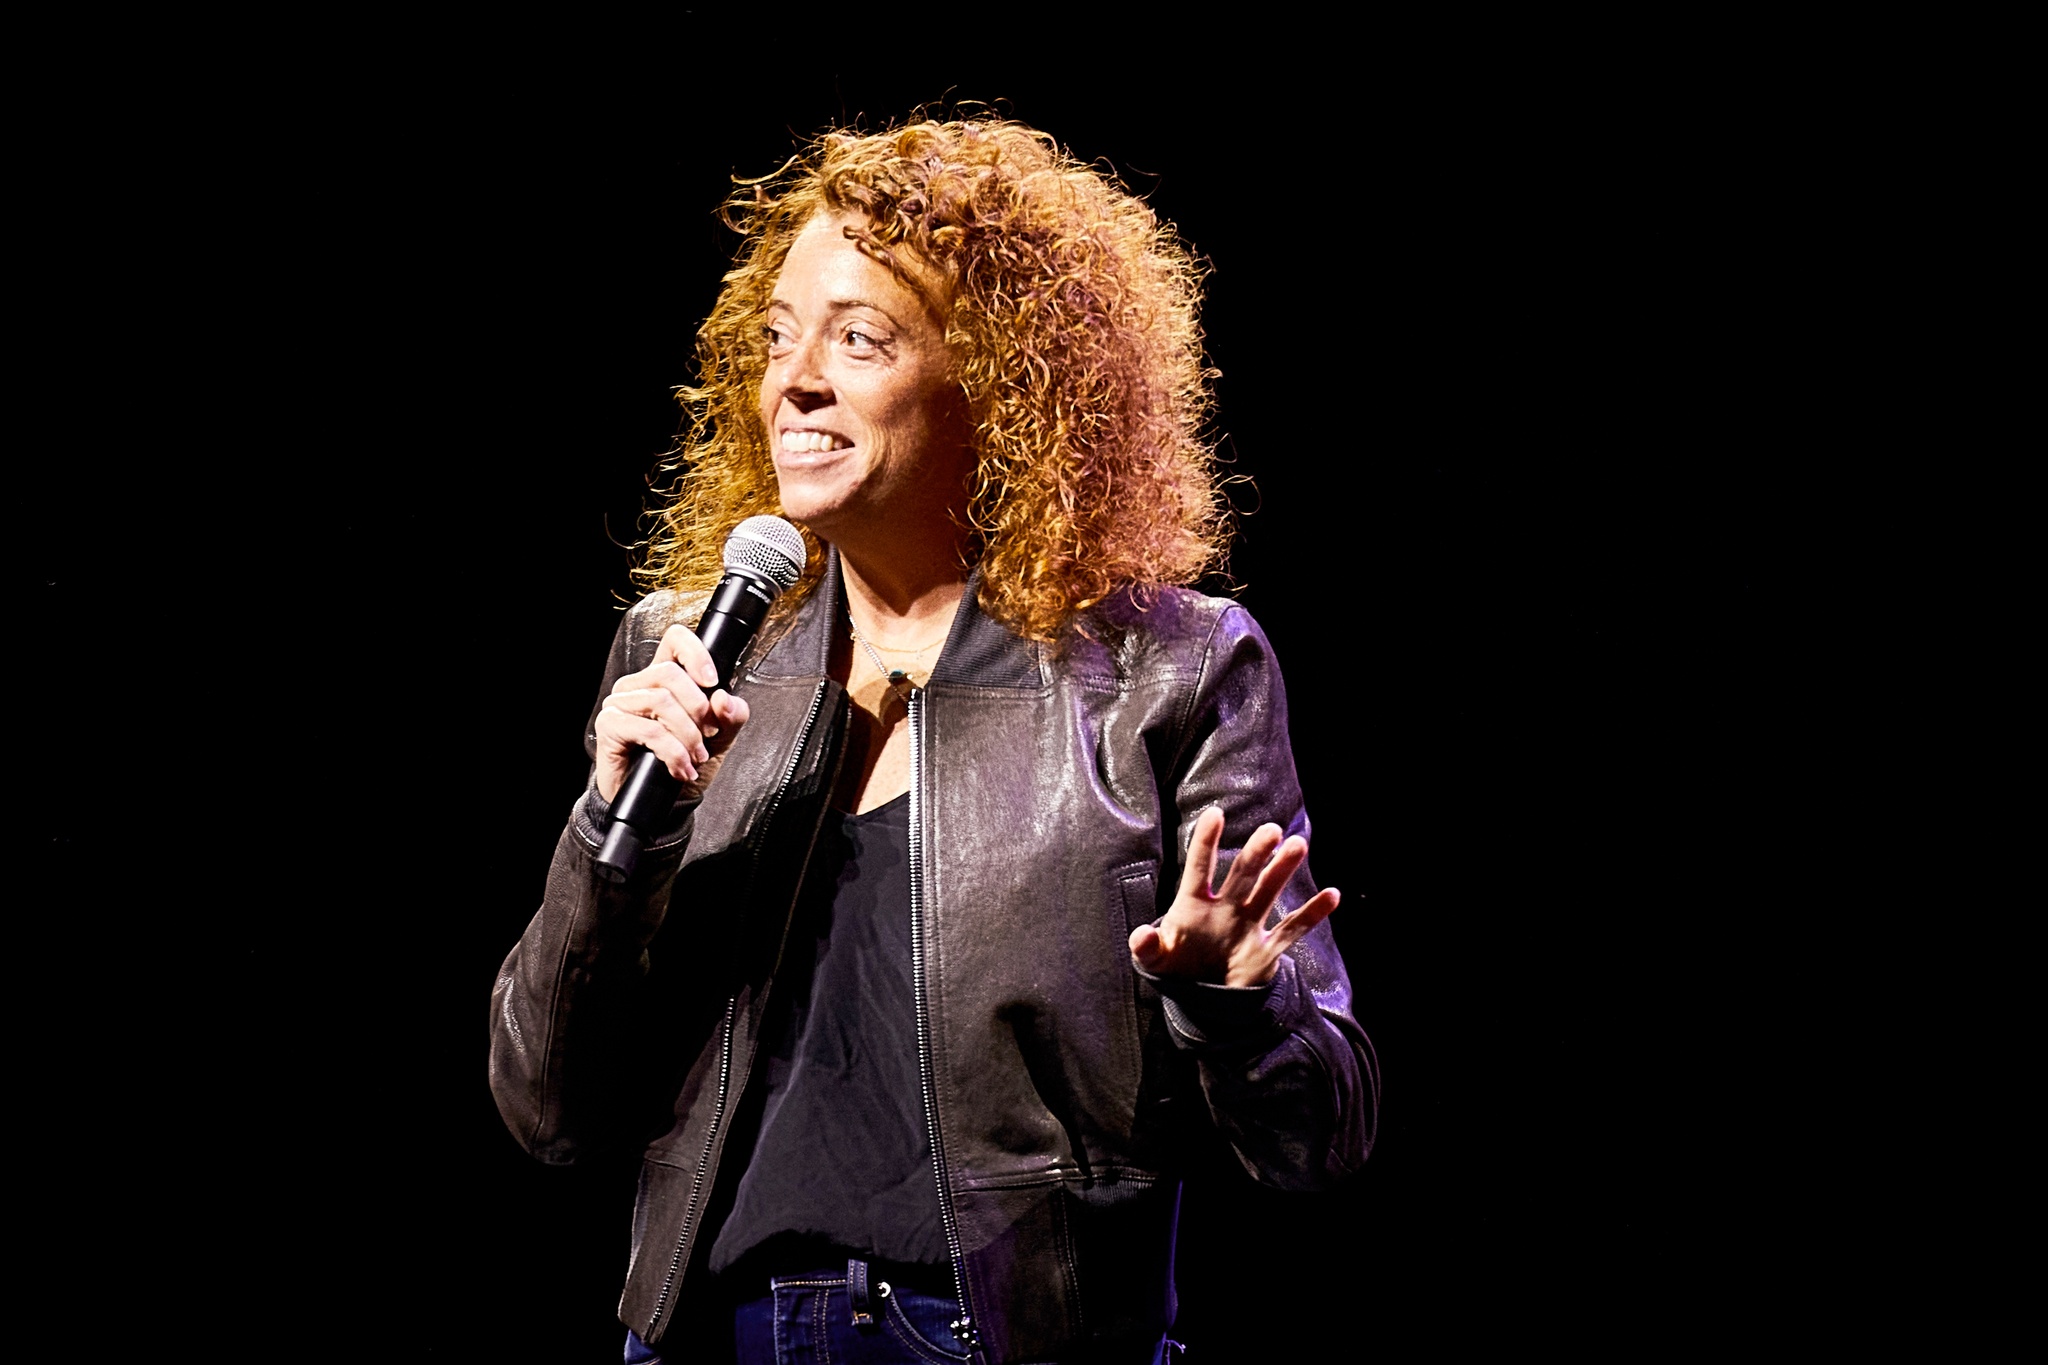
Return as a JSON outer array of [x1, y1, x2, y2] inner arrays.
[[750, 546, 1044, 691]]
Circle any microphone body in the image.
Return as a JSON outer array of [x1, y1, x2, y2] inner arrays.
[[594, 517, 804, 882]]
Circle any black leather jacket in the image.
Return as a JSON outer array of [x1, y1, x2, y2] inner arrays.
[[489, 563, 1377, 1363]]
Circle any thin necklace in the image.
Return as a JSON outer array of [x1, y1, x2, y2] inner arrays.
[[850, 626, 930, 689], [848, 593, 954, 691], [847, 634, 913, 687], [859, 634, 949, 653]]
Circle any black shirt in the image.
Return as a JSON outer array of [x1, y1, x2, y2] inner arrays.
[[708, 793, 947, 1274]]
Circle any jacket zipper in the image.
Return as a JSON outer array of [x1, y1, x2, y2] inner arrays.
[[907, 684, 984, 1360], [645, 679, 830, 1337]]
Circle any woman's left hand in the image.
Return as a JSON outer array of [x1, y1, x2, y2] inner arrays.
[[1128, 806, 1341, 987]]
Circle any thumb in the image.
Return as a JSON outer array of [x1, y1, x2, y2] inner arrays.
[[1128, 922, 1163, 969], [703, 692, 751, 758]]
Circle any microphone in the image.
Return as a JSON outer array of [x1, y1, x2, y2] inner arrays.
[[594, 515, 807, 882]]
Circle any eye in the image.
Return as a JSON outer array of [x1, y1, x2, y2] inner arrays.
[[763, 322, 793, 351], [843, 325, 881, 351]]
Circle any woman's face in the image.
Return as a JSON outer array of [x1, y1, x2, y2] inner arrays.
[[759, 213, 970, 552]]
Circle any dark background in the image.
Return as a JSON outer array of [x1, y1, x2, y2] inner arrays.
[[34, 27, 1778, 1358]]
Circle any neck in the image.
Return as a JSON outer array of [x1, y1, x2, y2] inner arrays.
[[837, 541, 969, 651]]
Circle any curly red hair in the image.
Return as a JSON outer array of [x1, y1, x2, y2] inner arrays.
[[637, 118, 1230, 641]]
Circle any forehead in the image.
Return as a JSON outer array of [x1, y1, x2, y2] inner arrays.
[[773, 213, 945, 317]]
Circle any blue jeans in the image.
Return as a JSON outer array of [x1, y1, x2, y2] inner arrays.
[[624, 1261, 1181, 1363], [625, 1261, 970, 1364]]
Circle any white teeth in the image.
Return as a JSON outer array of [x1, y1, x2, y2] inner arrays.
[[780, 430, 848, 453]]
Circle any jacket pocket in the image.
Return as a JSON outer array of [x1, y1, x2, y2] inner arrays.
[[1110, 859, 1183, 1156], [1112, 860, 1160, 1071], [1111, 860, 1159, 939]]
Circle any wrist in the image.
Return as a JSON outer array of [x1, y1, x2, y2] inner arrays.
[[1223, 955, 1281, 989]]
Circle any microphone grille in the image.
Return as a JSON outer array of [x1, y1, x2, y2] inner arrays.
[[722, 515, 806, 592]]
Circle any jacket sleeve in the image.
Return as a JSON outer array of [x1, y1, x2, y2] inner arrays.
[[1155, 603, 1379, 1190], [487, 597, 698, 1164]]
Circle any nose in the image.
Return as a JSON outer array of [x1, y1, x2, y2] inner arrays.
[[770, 330, 833, 413]]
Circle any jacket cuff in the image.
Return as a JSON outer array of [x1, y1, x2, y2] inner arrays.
[[571, 787, 611, 847], [570, 786, 696, 855], [1136, 954, 1310, 1051]]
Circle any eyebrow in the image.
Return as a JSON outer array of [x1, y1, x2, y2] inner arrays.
[[767, 296, 905, 325]]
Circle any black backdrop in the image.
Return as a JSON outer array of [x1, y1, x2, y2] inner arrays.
[[34, 32, 1753, 1358]]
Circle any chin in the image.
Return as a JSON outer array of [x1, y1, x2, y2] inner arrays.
[[772, 490, 850, 540]]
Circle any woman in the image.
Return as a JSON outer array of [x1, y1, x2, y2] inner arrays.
[[490, 118, 1377, 1365]]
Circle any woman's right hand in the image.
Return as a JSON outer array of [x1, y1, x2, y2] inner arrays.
[[593, 623, 752, 805]]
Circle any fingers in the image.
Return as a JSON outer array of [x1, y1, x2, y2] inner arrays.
[[1151, 808, 1343, 979], [593, 625, 755, 799], [703, 691, 750, 760], [1215, 822, 1291, 906], [1241, 834, 1311, 926], [1268, 887, 1341, 954], [1128, 922, 1164, 970], [622, 659, 717, 728], [654, 623, 720, 691], [608, 682, 711, 749], [602, 683, 709, 769], [594, 704, 705, 785], [1132, 882, 1342, 983], [601, 685, 752, 769], [1182, 814, 1308, 916], [608, 633, 719, 741], [1176, 805, 1226, 900]]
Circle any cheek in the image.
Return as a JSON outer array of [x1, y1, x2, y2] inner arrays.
[[887, 376, 951, 441]]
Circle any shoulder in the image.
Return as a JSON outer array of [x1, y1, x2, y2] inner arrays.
[[624, 589, 707, 635], [1064, 584, 1274, 686], [615, 589, 711, 646], [596, 590, 714, 681]]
